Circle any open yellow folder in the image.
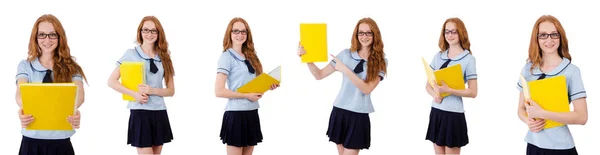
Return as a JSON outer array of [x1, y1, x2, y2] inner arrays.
[[520, 75, 531, 99], [422, 57, 439, 96], [521, 75, 569, 129], [421, 57, 465, 97], [20, 83, 78, 130], [300, 23, 327, 63], [120, 61, 145, 101], [237, 66, 281, 93]]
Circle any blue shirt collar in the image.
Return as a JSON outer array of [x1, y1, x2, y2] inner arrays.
[[135, 44, 161, 61], [31, 58, 49, 72], [227, 48, 246, 61], [441, 49, 470, 61], [531, 57, 570, 76]]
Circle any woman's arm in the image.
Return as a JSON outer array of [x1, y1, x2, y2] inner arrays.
[[145, 76, 175, 97], [15, 78, 28, 107], [518, 92, 546, 132], [306, 63, 336, 80], [215, 73, 258, 100], [74, 80, 85, 108], [439, 79, 478, 98], [298, 43, 336, 80], [337, 67, 381, 95], [425, 82, 438, 98], [107, 67, 139, 97], [518, 92, 530, 124], [534, 98, 588, 125]]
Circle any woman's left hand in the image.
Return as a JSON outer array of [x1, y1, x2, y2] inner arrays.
[[525, 99, 547, 119], [437, 81, 452, 94], [269, 84, 280, 90], [138, 84, 154, 95], [67, 110, 81, 129]]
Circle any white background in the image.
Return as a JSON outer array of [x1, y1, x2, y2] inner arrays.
[[0, 0, 598, 154]]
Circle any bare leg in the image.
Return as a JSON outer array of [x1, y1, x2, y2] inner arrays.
[[242, 146, 255, 155], [336, 144, 345, 155], [433, 143, 445, 155], [152, 145, 163, 154], [342, 148, 360, 155], [137, 147, 154, 155], [445, 146, 461, 155], [227, 145, 243, 155]]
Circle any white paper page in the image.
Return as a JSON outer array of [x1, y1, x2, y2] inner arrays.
[[268, 65, 281, 82]]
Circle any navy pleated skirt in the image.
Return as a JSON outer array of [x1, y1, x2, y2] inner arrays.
[[220, 109, 263, 147], [128, 109, 174, 147], [19, 136, 74, 155], [527, 143, 578, 155], [425, 107, 469, 148], [326, 106, 371, 150]]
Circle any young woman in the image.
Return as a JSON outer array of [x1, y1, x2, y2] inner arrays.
[[215, 17, 279, 155], [297, 17, 388, 155], [15, 14, 87, 155], [516, 15, 587, 155], [424, 17, 478, 155], [107, 16, 175, 155]]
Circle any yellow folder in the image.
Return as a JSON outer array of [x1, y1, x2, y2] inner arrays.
[[421, 57, 465, 97], [520, 75, 531, 100], [422, 57, 439, 96], [300, 23, 328, 63], [20, 83, 78, 130], [237, 66, 281, 93], [522, 75, 569, 129], [120, 61, 145, 101]]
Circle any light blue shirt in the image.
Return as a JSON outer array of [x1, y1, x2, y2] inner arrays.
[[329, 49, 387, 114], [429, 49, 477, 113], [116, 45, 167, 110], [216, 48, 259, 111], [516, 58, 586, 149], [15, 58, 83, 140]]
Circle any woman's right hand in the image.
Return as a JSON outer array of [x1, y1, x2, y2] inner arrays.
[[433, 96, 442, 104], [134, 92, 148, 104], [526, 118, 546, 132], [245, 93, 263, 102], [18, 108, 34, 128], [297, 42, 306, 57], [430, 84, 442, 103]]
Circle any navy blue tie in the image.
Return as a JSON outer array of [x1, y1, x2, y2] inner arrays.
[[538, 73, 546, 80], [354, 59, 365, 73], [244, 60, 255, 74], [439, 59, 451, 69], [149, 58, 158, 74], [42, 69, 52, 83]]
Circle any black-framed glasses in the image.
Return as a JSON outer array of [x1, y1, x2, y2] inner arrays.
[[232, 29, 247, 35], [37, 33, 59, 39], [444, 30, 458, 35], [357, 31, 373, 36], [141, 28, 159, 34], [537, 33, 560, 39]]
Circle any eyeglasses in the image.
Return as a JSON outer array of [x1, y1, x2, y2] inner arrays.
[[537, 33, 560, 39], [141, 28, 159, 34], [232, 29, 247, 35], [37, 33, 59, 39], [357, 31, 373, 36], [444, 30, 458, 35]]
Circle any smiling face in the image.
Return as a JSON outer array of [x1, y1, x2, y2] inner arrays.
[[356, 23, 373, 47], [36, 21, 59, 54], [230, 21, 247, 46], [444, 22, 459, 46], [140, 21, 158, 44], [537, 21, 560, 54]]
